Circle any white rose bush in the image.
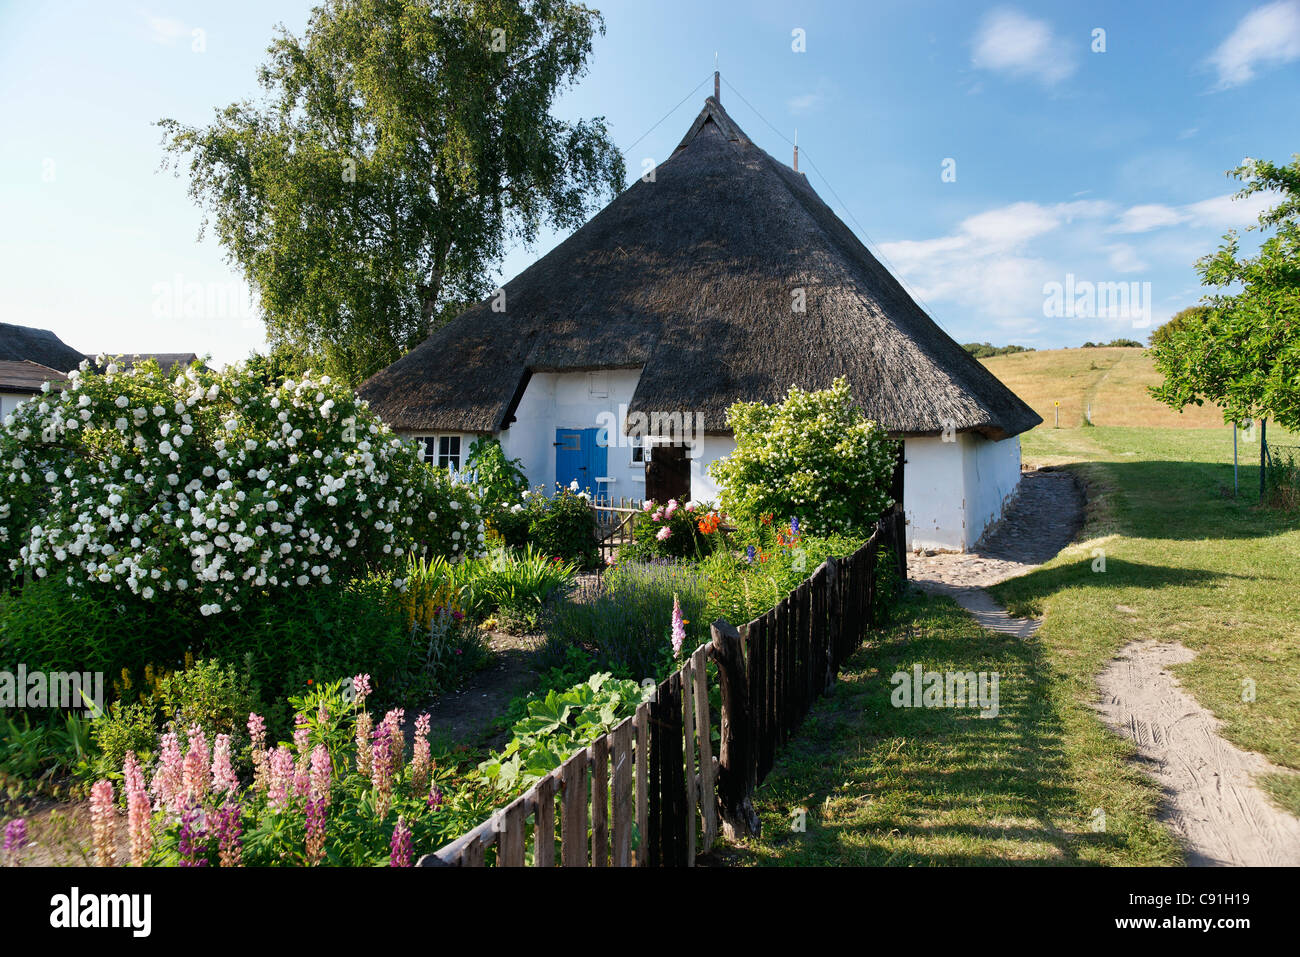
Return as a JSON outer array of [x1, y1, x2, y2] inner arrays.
[[0, 358, 484, 612]]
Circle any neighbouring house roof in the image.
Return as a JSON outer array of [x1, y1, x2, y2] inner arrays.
[[0, 359, 68, 395], [359, 96, 1042, 440], [0, 323, 87, 373]]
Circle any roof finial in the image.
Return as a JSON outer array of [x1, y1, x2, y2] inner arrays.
[[793, 128, 799, 172], [714, 53, 719, 102]]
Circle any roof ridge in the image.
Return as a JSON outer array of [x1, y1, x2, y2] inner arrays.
[[673, 96, 751, 153]]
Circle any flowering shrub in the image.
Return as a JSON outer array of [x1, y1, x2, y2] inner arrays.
[[0, 357, 485, 609], [708, 377, 898, 538], [624, 498, 729, 561]]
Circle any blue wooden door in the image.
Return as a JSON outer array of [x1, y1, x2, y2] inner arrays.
[[555, 428, 607, 495]]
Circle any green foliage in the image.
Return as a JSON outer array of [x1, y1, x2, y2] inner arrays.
[[89, 699, 162, 785], [709, 377, 898, 538], [464, 438, 528, 518], [157, 0, 625, 386], [1081, 338, 1143, 348], [1150, 155, 1300, 431], [453, 545, 577, 618], [0, 710, 94, 799], [152, 659, 257, 749], [476, 672, 653, 793], [523, 486, 600, 569], [544, 561, 707, 679], [963, 342, 1034, 358], [1148, 306, 1209, 352]]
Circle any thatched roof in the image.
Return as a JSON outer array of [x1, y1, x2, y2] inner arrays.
[[0, 359, 67, 395], [360, 97, 1041, 440], [0, 323, 86, 373]]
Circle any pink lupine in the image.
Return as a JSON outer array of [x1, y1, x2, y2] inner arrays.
[[124, 751, 153, 866], [410, 713, 432, 797], [371, 730, 393, 819], [352, 673, 372, 706], [304, 797, 327, 865], [150, 731, 183, 814], [247, 713, 268, 791], [355, 710, 374, 777], [390, 815, 413, 867], [182, 725, 211, 805], [671, 593, 686, 658], [381, 709, 405, 773], [266, 745, 296, 812], [309, 744, 332, 807], [210, 734, 240, 797], [90, 779, 116, 867]]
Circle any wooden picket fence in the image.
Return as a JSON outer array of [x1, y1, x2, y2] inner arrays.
[[420, 508, 905, 867]]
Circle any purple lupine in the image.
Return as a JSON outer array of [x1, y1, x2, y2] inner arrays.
[[746, 545, 756, 564], [212, 801, 243, 867], [390, 816, 413, 868], [790, 516, 800, 535], [3, 819, 28, 865], [427, 784, 444, 811], [178, 803, 208, 867]]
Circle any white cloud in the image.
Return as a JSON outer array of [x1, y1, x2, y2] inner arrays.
[[971, 8, 1076, 85], [1209, 1, 1300, 88], [142, 10, 189, 45], [1107, 244, 1149, 273], [1110, 191, 1278, 233], [1110, 204, 1186, 233]]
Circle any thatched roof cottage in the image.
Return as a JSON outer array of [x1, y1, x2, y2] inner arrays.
[[360, 91, 1041, 551]]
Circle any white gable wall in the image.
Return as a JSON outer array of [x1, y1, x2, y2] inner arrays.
[[903, 433, 1022, 551], [961, 432, 1022, 549]]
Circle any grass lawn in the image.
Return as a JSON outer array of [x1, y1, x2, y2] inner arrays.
[[720, 424, 1299, 865]]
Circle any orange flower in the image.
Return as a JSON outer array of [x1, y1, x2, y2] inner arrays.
[[760, 513, 773, 526], [697, 513, 720, 535]]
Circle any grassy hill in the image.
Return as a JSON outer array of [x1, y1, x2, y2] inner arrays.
[[979, 347, 1231, 430]]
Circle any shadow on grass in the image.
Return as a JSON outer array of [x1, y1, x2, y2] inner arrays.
[[709, 593, 1152, 867], [991, 556, 1247, 618], [1071, 459, 1300, 541]]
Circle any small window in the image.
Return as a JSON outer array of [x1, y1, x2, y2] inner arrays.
[[630, 434, 645, 465], [414, 435, 461, 471], [438, 435, 461, 471]]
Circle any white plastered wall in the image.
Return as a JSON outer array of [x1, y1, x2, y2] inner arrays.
[[902, 432, 1022, 551]]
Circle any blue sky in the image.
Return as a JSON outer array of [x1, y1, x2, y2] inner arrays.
[[2, 0, 1298, 366]]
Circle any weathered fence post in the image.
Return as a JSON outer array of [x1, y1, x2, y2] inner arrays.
[[823, 558, 839, 692], [709, 619, 759, 840]]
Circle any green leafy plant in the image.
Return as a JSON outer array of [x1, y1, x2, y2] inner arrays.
[[476, 673, 653, 794], [708, 377, 898, 538]]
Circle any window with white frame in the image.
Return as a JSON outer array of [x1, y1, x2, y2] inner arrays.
[[630, 434, 645, 465], [415, 435, 462, 471]]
